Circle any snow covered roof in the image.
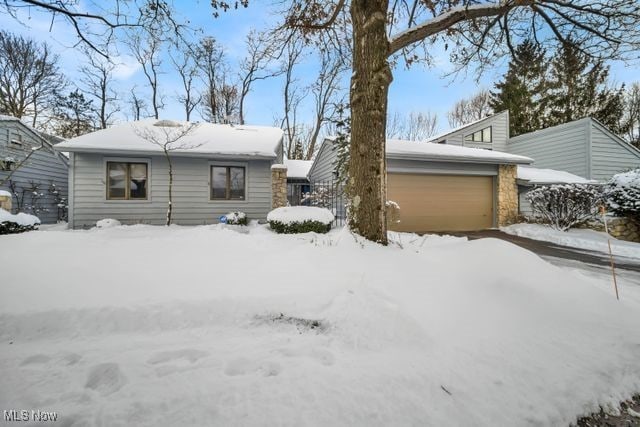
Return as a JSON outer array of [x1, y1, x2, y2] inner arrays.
[[54, 120, 284, 159], [386, 139, 533, 165], [284, 159, 313, 179], [517, 166, 596, 185]]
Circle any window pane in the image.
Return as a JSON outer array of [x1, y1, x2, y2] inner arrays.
[[229, 167, 245, 200], [482, 127, 492, 142], [108, 163, 127, 199], [211, 166, 227, 199], [473, 130, 482, 141], [129, 163, 148, 199]]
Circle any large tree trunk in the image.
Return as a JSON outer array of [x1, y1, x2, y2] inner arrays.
[[348, 0, 392, 244]]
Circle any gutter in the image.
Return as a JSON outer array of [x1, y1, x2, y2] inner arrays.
[[386, 152, 533, 165], [52, 146, 277, 161]]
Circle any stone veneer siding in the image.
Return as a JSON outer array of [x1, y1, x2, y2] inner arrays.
[[496, 164, 518, 227], [0, 194, 11, 212], [271, 165, 288, 209], [607, 217, 640, 243]]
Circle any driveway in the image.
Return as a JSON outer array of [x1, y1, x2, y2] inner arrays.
[[450, 229, 640, 274]]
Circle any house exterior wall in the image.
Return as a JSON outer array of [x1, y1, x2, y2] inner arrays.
[[518, 188, 535, 218], [69, 152, 273, 229], [308, 138, 339, 182], [590, 122, 640, 181], [506, 119, 590, 179], [437, 111, 509, 152], [0, 120, 68, 224]]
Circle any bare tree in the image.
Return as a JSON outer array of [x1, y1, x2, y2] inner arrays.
[[0, 30, 66, 127], [624, 82, 640, 148], [278, 39, 307, 159], [127, 28, 164, 119], [447, 90, 493, 128], [134, 120, 200, 225], [79, 48, 119, 129], [387, 111, 438, 141], [128, 87, 150, 121], [196, 37, 228, 123], [170, 38, 201, 121], [238, 30, 283, 125]]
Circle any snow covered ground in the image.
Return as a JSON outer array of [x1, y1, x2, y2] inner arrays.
[[502, 223, 640, 260], [1, 224, 639, 426]]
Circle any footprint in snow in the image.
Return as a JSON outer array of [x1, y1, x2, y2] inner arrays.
[[84, 363, 127, 396], [147, 349, 209, 365], [224, 358, 281, 377], [20, 354, 51, 366]]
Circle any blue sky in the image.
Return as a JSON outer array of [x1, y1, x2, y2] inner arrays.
[[1, 1, 638, 134]]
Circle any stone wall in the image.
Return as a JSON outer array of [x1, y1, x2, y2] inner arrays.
[[606, 217, 640, 243], [271, 165, 288, 209], [0, 194, 11, 212], [496, 164, 518, 227]]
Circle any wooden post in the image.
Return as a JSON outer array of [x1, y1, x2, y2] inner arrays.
[[600, 205, 619, 300]]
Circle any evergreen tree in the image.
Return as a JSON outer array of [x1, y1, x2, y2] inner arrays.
[[489, 40, 548, 137], [545, 41, 625, 130], [53, 90, 96, 138]]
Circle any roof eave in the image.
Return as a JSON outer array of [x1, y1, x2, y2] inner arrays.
[[53, 146, 277, 160], [386, 152, 533, 165]]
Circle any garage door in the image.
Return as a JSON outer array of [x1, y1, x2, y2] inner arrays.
[[387, 173, 494, 232]]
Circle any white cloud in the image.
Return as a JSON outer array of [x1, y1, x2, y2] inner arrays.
[[112, 55, 141, 80]]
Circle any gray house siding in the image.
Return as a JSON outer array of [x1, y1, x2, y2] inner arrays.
[[69, 152, 272, 229], [506, 119, 590, 179], [434, 111, 509, 152], [590, 122, 640, 181], [308, 138, 339, 182], [0, 119, 68, 224]]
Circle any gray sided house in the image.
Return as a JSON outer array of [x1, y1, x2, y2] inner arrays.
[[309, 135, 531, 232], [427, 110, 510, 152], [54, 120, 284, 229], [506, 117, 640, 182], [0, 115, 69, 224]]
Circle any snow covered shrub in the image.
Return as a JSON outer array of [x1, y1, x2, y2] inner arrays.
[[267, 206, 334, 234], [604, 169, 640, 224], [224, 211, 247, 226], [526, 184, 602, 231], [0, 208, 40, 234], [300, 185, 334, 208], [96, 218, 122, 229]]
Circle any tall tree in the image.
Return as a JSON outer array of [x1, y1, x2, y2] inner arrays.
[[79, 49, 119, 129], [545, 40, 625, 130], [0, 30, 66, 127], [447, 90, 493, 128], [170, 38, 201, 121], [128, 28, 164, 119], [196, 37, 229, 123], [387, 111, 438, 141], [53, 90, 96, 138], [624, 83, 640, 148], [489, 40, 548, 136]]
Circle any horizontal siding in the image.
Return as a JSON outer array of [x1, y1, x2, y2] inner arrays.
[[71, 153, 272, 229], [590, 123, 640, 181], [309, 139, 339, 182], [0, 121, 68, 224], [506, 120, 589, 178], [387, 159, 498, 175], [518, 189, 536, 218]]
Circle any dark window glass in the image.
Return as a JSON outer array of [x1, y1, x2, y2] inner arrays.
[[211, 166, 246, 200], [107, 163, 127, 199], [229, 167, 245, 200], [107, 162, 148, 200], [129, 163, 148, 199], [211, 166, 228, 199]]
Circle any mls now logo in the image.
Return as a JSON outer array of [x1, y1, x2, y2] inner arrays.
[[4, 409, 58, 422]]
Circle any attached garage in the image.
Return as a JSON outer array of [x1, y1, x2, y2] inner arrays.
[[386, 140, 533, 233], [388, 173, 494, 232]]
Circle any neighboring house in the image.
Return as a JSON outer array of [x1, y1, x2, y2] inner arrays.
[[309, 136, 532, 232], [505, 117, 640, 182], [427, 110, 510, 152], [0, 115, 69, 224], [54, 120, 284, 229], [516, 166, 597, 218], [284, 159, 312, 206]]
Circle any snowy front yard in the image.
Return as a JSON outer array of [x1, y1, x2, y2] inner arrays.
[[1, 224, 639, 426]]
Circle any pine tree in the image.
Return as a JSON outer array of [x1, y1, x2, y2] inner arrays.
[[53, 90, 96, 138], [545, 41, 625, 130], [489, 40, 548, 137]]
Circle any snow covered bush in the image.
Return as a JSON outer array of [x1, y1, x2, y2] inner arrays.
[[0, 208, 40, 235], [224, 211, 247, 226], [300, 185, 333, 208], [267, 206, 334, 234], [386, 200, 400, 227], [526, 184, 602, 231], [604, 169, 640, 224], [96, 218, 122, 229]]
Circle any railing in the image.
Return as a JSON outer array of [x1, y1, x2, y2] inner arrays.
[[287, 179, 346, 227]]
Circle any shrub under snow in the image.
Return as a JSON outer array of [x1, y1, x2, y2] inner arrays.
[[604, 168, 640, 224], [0, 208, 40, 235], [96, 218, 122, 229], [224, 211, 247, 226], [526, 184, 602, 231], [267, 206, 334, 234]]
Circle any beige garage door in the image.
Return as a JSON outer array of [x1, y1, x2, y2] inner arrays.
[[387, 173, 494, 232]]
